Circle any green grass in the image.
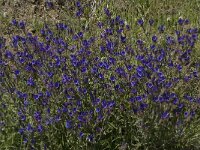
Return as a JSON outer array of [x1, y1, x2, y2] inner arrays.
[[1, 0, 200, 55], [1, 0, 200, 149]]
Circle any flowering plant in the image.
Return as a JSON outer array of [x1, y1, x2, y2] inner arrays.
[[0, 1, 200, 149]]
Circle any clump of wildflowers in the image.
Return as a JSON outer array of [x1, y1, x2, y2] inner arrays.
[[1, 5, 200, 150]]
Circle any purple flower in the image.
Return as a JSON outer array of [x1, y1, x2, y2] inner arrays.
[[137, 19, 144, 26], [136, 96, 143, 102], [104, 7, 111, 17], [5, 50, 13, 59], [76, 10, 82, 17], [79, 132, 84, 138], [110, 76, 115, 82], [121, 36, 126, 43], [65, 120, 72, 129], [27, 77, 35, 86], [119, 20, 125, 26], [149, 19, 154, 26], [11, 19, 18, 26], [87, 134, 94, 142], [76, 1, 81, 7], [178, 18, 184, 25], [45, 1, 53, 9], [18, 128, 24, 135], [19, 21, 25, 29], [27, 123, 34, 133], [54, 82, 60, 88], [184, 19, 190, 24], [37, 124, 43, 133], [152, 35, 158, 42], [184, 111, 189, 118], [177, 64, 182, 72], [146, 82, 153, 88], [47, 72, 54, 78], [14, 70, 20, 76], [175, 30, 180, 36], [34, 111, 41, 122], [161, 111, 169, 119], [193, 71, 198, 77], [23, 138, 28, 144], [126, 25, 130, 30], [78, 32, 83, 38], [190, 111, 195, 117], [158, 25, 165, 32], [97, 22, 104, 28]]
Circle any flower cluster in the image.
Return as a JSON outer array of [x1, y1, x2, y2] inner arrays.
[[0, 4, 200, 149]]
